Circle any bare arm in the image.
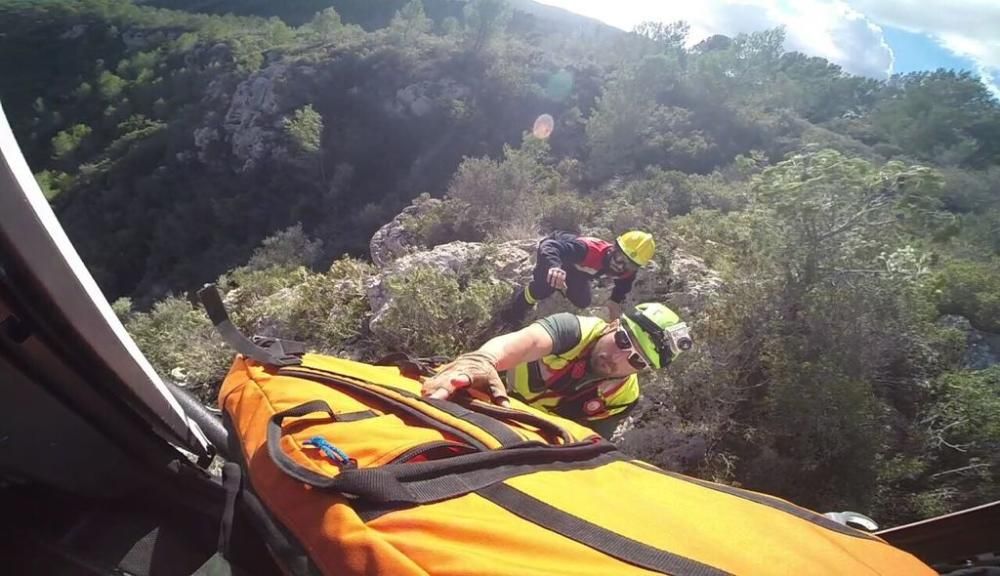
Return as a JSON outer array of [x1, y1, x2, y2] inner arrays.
[[479, 323, 555, 371], [421, 323, 554, 404]]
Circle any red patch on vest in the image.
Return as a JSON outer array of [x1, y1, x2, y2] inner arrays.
[[584, 398, 605, 415], [571, 362, 587, 379], [578, 237, 613, 272]]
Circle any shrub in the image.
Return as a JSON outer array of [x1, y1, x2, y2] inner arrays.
[[218, 265, 313, 328], [537, 192, 596, 235], [374, 264, 512, 357], [125, 296, 233, 399], [446, 136, 563, 239], [243, 257, 373, 352], [933, 259, 1000, 332], [219, 257, 373, 353], [247, 223, 323, 270], [51, 124, 92, 160], [403, 195, 488, 247]]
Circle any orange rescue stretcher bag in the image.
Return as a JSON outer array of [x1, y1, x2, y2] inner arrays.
[[200, 287, 934, 576]]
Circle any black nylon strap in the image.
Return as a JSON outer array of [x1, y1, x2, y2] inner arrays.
[[255, 336, 307, 357], [267, 397, 619, 502], [331, 441, 620, 503], [423, 398, 524, 447], [222, 413, 322, 576], [374, 352, 449, 378], [624, 310, 671, 362], [461, 400, 579, 445], [278, 368, 490, 450], [198, 284, 302, 367], [218, 463, 242, 556], [335, 410, 379, 422], [287, 364, 533, 449], [267, 401, 346, 489], [630, 461, 881, 541], [478, 483, 730, 576]]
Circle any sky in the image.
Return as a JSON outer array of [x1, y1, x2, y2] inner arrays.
[[535, 0, 1000, 97]]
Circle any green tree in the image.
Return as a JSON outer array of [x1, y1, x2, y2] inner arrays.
[[586, 54, 696, 179], [463, 0, 512, 54], [375, 263, 511, 357], [125, 297, 232, 399], [50, 123, 92, 160], [778, 52, 879, 122], [247, 223, 324, 271], [34, 170, 73, 199], [872, 70, 1000, 168], [933, 260, 1000, 332], [390, 0, 432, 40], [440, 16, 461, 36], [446, 135, 562, 238], [903, 367, 1000, 519], [283, 104, 323, 156], [633, 20, 689, 56], [74, 82, 93, 100], [750, 149, 941, 291], [282, 104, 325, 185], [97, 70, 127, 99], [303, 7, 342, 41]]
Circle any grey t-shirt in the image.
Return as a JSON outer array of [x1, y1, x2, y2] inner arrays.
[[534, 312, 583, 356]]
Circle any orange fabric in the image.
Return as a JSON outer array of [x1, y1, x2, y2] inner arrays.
[[219, 353, 935, 576]]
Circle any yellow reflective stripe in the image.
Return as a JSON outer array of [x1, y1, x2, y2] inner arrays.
[[603, 375, 639, 408], [524, 285, 537, 305], [510, 362, 534, 400], [542, 316, 606, 372], [512, 315, 612, 414], [531, 396, 561, 414]]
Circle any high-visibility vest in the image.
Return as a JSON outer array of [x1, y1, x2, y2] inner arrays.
[[508, 315, 640, 421]]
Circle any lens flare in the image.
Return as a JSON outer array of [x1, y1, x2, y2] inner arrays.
[[532, 114, 555, 140]]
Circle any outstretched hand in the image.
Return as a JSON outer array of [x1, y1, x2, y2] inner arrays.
[[547, 267, 568, 290], [421, 351, 510, 407]]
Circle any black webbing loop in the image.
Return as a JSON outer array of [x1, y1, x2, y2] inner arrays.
[[461, 399, 579, 445], [264, 396, 619, 503], [422, 398, 525, 447], [322, 440, 619, 504], [198, 284, 303, 367], [267, 401, 350, 489], [278, 368, 490, 450], [254, 336, 307, 357]]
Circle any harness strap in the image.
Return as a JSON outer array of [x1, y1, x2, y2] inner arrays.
[[198, 284, 303, 367]]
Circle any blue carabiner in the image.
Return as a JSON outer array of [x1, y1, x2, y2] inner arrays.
[[304, 436, 352, 466]]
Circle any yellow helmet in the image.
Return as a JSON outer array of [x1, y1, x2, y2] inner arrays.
[[616, 231, 655, 267], [622, 303, 691, 369]]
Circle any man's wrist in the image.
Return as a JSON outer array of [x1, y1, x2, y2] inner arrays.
[[465, 350, 499, 367]]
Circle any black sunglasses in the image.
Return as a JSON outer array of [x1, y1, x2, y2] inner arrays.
[[614, 329, 650, 371], [610, 251, 640, 272]]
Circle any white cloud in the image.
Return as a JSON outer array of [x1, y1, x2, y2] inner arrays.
[[777, 1, 894, 78], [847, 0, 1000, 65], [536, 0, 895, 77], [847, 0, 1000, 95]]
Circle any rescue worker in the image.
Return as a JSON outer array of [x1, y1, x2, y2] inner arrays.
[[422, 302, 692, 438], [502, 230, 655, 325]]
